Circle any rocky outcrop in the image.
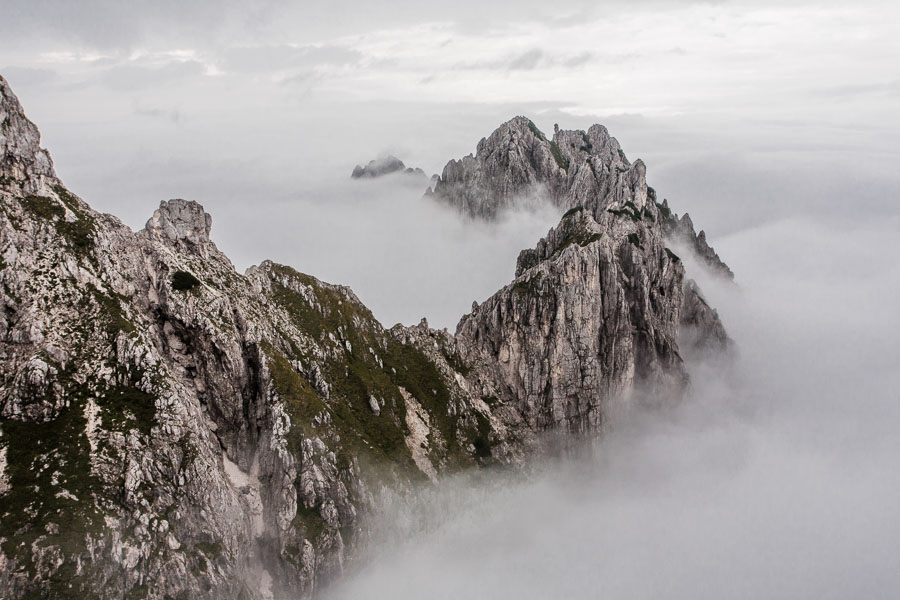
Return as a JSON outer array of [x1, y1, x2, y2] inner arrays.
[[0, 75, 55, 196], [456, 203, 689, 434], [432, 117, 733, 386], [665, 209, 734, 279], [144, 198, 214, 255], [351, 155, 427, 179], [0, 78, 732, 598], [0, 173, 503, 597], [429, 117, 647, 219], [430, 117, 733, 284]]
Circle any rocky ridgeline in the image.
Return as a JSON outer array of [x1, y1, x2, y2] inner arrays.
[[0, 76, 730, 599], [428, 116, 733, 278]]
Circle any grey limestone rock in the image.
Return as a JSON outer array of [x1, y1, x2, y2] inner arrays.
[[431, 116, 647, 219], [0, 75, 56, 196], [0, 77, 733, 599]]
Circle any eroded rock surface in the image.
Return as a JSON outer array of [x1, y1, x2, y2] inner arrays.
[[430, 117, 734, 283], [0, 76, 55, 196]]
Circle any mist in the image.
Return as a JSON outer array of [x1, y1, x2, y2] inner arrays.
[[321, 209, 900, 598], [214, 176, 562, 329]]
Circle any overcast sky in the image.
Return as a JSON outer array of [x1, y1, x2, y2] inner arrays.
[[3, 0, 899, 328], [3, 0, 899, 290]]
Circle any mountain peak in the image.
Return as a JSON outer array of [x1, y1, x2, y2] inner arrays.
[[143, 199, 213, 255], [432, 116, 644, 219], [0, 75, 56, 194]]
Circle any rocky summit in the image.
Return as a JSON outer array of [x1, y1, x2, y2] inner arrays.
[[0, 75, 730, 599], [427, 116, 732, 277]]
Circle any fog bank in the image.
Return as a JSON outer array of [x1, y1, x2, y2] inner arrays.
[[323, 211, 900, 599], [213, 176, 561, 329]]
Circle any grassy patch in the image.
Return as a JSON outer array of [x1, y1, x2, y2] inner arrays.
[[86, 283, 135, 337], [549, 141, 569, 172], [512, 273, 546, 297], [96, 383, 156, 437], [608, 200, 643, 222], [561, 205, 584, 219], [20, 190, 97, 262], [0, 396, 104, 581], [53, 187, 96, 258], [21, 195, 64, 220], [525, 118, 547, 141], [550, 225, 603, 261], [266, 264, 475, 474], [262, 342, 328, 451]]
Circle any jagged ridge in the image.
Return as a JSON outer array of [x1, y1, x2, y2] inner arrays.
[[0, 78, 731, 599], [429, 116, 733, 279]]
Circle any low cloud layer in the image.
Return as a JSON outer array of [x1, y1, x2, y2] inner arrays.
[[214, 176, 562, 329], [323, 210, 900, 599]]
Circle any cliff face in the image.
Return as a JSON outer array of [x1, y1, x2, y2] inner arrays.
[[0, 78, 55, 196], [456, 205, 688, 434], [0, 76, 730, 599], [436, 118, 730, 418]]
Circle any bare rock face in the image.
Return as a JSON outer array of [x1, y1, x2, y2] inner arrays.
[[144, 199, 213, 249], [0, 177, 494, 597], [457, 204, 689, 434], [0, 75, 56, 195], [679, 279, 731, 359], [666, 210, 734, 279], [0, 78, 732, 599], [431, 118, 733, 290], [431, 117, 647, 219]]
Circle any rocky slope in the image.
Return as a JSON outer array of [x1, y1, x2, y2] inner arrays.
[[435, 117, 730, 372], [0, 76, 729, 598]]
